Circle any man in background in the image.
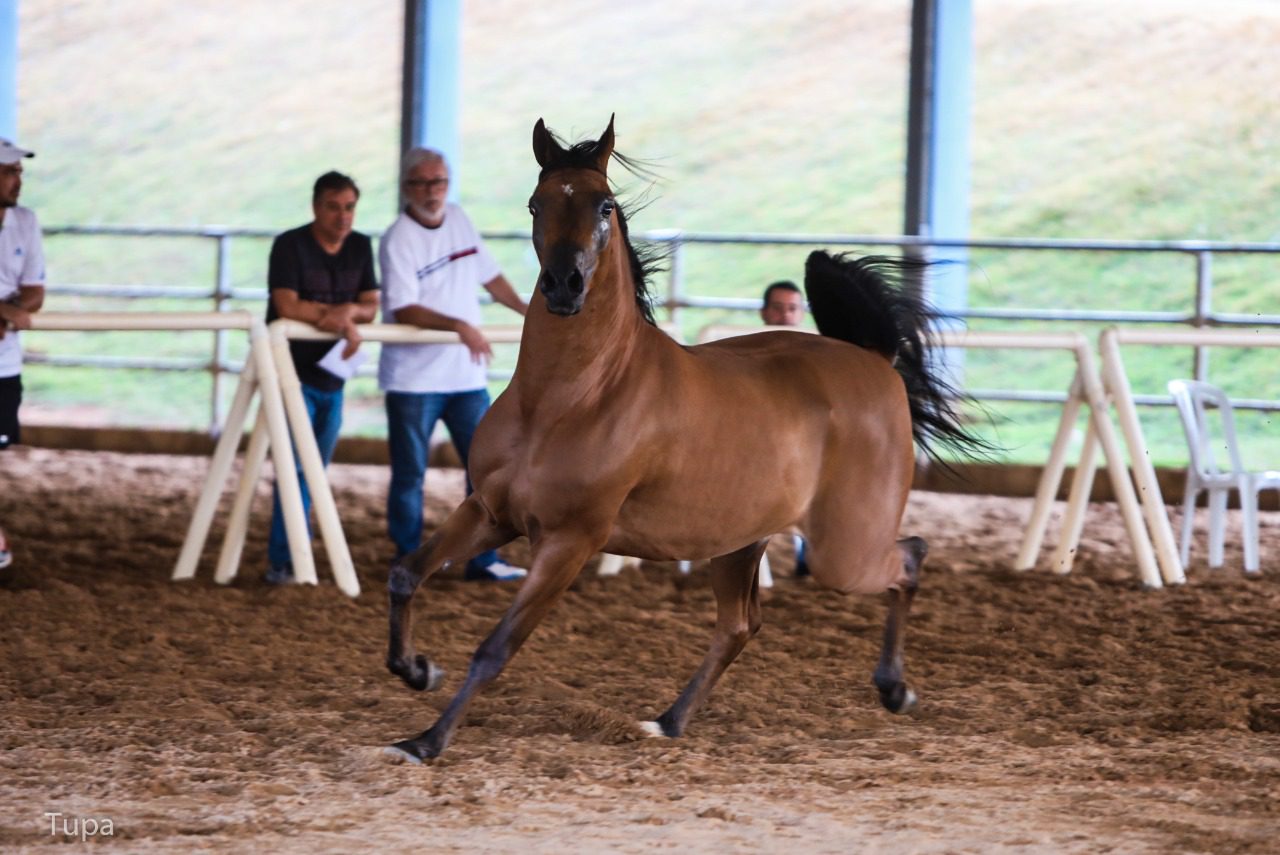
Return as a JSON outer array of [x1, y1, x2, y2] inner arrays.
[[378, 147, 527, 582], [760, 279, 805, 327], [0, 138, 46, 571], [760, 278, 809, 577], [263, 170, 379, 584]]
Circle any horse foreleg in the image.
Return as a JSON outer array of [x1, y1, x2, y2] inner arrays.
[[388, 532, 599, 762], [645, 539, 768, 738], [387, 495, 515, 693], [873, 535, 927, 714]]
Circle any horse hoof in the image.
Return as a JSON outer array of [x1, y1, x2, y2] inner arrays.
[[638, 721, 666, 738], [892, 688, 918, 715], [386, 737, 442, 763], [382, 745, 424, 765], [388, 654, 445, 692]]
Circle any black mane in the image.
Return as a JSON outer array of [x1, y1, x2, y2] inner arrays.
[[537, 129, 662, 326]]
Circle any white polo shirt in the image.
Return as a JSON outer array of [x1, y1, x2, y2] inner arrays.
[[377, 204, 501, 394], [0, 205, 46, 378]]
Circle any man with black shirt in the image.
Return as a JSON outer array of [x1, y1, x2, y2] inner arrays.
[[264, 171, 379, 584]]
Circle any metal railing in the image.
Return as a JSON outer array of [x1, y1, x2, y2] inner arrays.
[[33, 224, 1280, 432]]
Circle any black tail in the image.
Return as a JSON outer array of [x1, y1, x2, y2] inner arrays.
[[803, 250, 993, 465]]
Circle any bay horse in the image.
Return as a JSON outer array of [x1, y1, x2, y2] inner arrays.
[[385, 116, 985, 761]]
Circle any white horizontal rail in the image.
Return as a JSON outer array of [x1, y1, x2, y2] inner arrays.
[[29, 310, 257, 331], [695, 324, 1088, 352], [1111, 328, 1280, 348], [271, 319, 525, 345]]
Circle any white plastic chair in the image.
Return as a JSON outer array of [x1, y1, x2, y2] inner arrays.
[[1167, 379, 1280, 573]]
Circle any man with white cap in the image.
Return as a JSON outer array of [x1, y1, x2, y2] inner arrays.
[[0, 137, 46, 571]]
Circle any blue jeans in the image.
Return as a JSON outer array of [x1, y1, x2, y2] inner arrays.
[[267, 383, 345, 569], [385, 388, 497, 572]]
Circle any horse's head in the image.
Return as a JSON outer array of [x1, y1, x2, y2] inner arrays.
[[528, 116, 618, 317]]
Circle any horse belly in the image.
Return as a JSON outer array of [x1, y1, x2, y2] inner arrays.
[[603, 442, 821, 561]]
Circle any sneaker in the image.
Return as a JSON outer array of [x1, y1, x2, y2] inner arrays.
[[464, 560, 527, 582], [265, 562, 295, 585], [0, 528, 11, 570]]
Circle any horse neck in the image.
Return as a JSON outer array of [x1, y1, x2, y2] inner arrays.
[[514, 240, 649, 408]]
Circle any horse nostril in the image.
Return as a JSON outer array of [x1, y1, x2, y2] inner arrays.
[[540, 268, 585, 296]]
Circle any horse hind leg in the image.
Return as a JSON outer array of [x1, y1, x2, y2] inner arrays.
[[643, 539, 767, 738], [873, 535, 927, 714]]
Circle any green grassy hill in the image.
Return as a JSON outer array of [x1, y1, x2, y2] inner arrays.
[[14, 0, 1280, 465]]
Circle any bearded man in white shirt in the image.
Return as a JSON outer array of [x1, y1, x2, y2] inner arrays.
[[378, 148, 528, 582]]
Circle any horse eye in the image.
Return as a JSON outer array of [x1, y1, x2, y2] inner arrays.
[[600, 200, 614, 220], [527, 201, 538, 217]]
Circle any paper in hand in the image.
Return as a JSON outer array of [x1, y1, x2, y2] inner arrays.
[[317, 339, 368, 381]]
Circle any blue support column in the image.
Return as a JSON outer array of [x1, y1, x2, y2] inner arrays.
[[0, 0, 17, 140], [904, 0, 973, 378], [401, 0, 461, 200]]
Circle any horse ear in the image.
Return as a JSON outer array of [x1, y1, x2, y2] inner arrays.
[[594, 114, 615, 175], [533, 118, 562, 169]]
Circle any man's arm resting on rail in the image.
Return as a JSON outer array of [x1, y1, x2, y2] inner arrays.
[[393, 304, 492, 363], [0, 285, 45, 336], [272, 289, 379, 357]]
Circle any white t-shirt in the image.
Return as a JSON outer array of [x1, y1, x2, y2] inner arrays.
[[0, 205, 47, 378], [377, 204, 501, 393]]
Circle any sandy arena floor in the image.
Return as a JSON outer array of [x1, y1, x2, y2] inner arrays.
[[1, 447, 1278, 853]]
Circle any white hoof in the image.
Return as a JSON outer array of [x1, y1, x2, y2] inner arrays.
[[638, 720, 666, 738], [898, 688, 918, 714], [382, 746, 423, 765]]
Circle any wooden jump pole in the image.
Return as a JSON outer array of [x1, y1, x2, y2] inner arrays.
[[214, 406, 271, 585], [1014, 369, 1085, 570], [173, 356, 258, 581], [268, 321, 358, 596]]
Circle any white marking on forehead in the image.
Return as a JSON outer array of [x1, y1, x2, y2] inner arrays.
[[561, 183, 574, 196]]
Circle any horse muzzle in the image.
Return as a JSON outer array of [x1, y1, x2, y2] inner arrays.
[[538, 266, 588, 316]]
